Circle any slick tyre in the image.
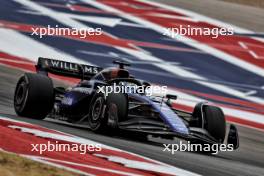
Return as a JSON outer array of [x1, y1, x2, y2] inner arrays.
[[106, 92, 128, 125], [193, 103, 226, 143], [14, 73, 54, 119], [204, 105, 226, 143]]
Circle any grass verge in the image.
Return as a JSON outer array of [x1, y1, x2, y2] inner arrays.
[[0, 151, 81, 176]]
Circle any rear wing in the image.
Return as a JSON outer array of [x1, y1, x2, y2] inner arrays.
[[36, 57, 102, 79]]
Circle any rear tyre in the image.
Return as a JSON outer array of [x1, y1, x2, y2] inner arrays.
[[14, 73, 54, 119]]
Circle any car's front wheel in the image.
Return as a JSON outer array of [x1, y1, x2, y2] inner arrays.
[[192, 103, 226, 143], [87, 92, 128, 132]]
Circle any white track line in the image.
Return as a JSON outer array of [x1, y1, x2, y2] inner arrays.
[[165, 88, 264, 125], [9, 0, 264, 125], [79, 0, 264, 105], [12, 0, 264, 105], [127, 0, 264, 78], [141, 0, 264, 41], [140, 0, 264, 71], [33, 157, 143, 176], [0, 28, 89, 64], [118, 47, 264, 105], [1, 116, 201, 176]]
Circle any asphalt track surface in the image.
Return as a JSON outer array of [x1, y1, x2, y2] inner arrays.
[[0, 0, 264, 175], [0, 65, 263, 176]]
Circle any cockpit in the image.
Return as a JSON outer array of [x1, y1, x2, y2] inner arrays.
[[93, 68, 130, 81]]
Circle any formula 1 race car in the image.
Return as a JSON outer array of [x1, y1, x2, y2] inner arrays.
[[14, 57, 239, 151]]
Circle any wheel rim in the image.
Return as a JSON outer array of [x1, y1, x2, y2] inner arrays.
[[91, 97, 103, 121], [15, 81, 28, 107]]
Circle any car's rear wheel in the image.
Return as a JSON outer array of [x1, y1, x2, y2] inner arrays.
[[14, 73, 54, 119]]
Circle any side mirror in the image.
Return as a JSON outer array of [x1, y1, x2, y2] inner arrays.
[[113, 60, 130, 69], [166, 94, 177, 100]]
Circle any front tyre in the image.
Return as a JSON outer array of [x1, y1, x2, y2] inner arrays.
[[105, 92, 128, 126], [204, 105, 226, 143], [191, 103, 226, 154], [14, 73, 54, 119], [193, 103, 226, 143]]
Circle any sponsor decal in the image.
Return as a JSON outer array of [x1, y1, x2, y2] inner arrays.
[[45, 59, 100, 74], [61, 97, 73, 105], [72, 87, 93, 94]]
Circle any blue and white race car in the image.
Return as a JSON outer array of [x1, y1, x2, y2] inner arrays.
[[14, 57, 239, 152]]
